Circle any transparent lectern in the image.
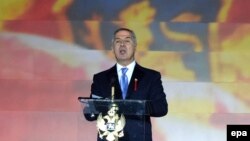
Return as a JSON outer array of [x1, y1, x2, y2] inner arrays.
[[78, 97, 150, 141]]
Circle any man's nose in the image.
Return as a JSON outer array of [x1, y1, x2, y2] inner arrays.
[[120, 41, 125, 46]]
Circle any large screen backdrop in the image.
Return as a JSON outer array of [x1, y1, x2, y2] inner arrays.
[[1, 0, 250, 141]]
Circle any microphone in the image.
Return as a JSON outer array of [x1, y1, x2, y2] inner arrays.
[[110, 74, 117, 86], [110, 74, 117, 100]]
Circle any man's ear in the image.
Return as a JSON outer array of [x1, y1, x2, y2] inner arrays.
[[111, 45, 114, 52], [111, 40, 114, 50]]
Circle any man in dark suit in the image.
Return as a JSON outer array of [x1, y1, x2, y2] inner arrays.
[[85, 27, 168, 141]]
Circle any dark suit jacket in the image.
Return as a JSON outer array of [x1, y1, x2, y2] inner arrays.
[[85, 63, 168, 141]]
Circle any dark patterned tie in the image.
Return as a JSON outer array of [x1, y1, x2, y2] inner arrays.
[[121, 68, 128, 99]]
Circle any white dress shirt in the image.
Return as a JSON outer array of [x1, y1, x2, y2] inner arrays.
[[116, 61, 136, 84]]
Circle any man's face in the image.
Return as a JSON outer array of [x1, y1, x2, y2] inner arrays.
[[112, 30, 136, 65]]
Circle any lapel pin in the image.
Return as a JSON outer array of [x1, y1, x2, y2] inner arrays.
[[134, 78, 138, 91]]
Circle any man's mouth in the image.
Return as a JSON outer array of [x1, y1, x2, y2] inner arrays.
[[119, 49, 126, 55]]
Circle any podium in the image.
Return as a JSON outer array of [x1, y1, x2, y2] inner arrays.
[[78, 97, 150, 141]]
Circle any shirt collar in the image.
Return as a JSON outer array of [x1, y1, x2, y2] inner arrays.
[[116, 61, 136, 72]]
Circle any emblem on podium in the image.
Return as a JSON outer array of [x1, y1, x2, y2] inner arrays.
[[96, 87, 126, 141]]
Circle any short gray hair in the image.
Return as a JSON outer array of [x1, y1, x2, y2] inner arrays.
[[112, 27, 137, 46]]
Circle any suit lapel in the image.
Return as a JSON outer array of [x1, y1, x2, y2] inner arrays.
[[107, 65, 123, 99], [126, 63, 144, 99]]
